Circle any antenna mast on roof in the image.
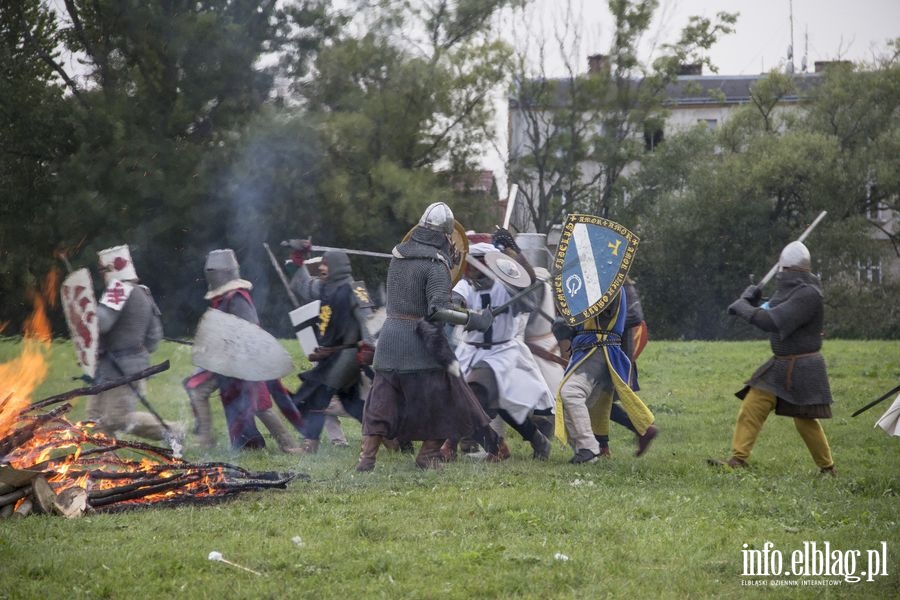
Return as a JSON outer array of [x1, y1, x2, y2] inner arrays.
[[786, 0, 795, 74], [801, 27, 808, 72]]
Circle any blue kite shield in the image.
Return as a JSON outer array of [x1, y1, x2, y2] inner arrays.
[[552, 214, 639, 325]]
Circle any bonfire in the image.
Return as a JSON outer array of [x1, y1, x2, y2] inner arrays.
[[0, 271, 302, 518]]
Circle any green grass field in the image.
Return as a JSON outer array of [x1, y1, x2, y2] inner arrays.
[[1, 338, 898, 599]]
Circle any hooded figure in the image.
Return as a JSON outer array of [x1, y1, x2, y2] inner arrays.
[[712, 241, 836, 475], [86, 245, 181, 442], [183, 249, 303, 453], [289, 249, 372, 453]]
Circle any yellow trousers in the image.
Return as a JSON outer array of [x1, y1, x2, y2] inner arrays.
[[731, 387, 833, 469]]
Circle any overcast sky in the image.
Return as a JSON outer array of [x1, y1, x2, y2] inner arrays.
[[487, 0, 898, 191], [514, 0, 899, 76]]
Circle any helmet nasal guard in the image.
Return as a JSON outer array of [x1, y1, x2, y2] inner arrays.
[[418, 202, 454, 235]]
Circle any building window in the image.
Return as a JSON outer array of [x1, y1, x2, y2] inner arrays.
[[866, 183, 881, 222], [857, 258, 882, 284], [644, 125, 664, 151], [697, 118, 718, 129]]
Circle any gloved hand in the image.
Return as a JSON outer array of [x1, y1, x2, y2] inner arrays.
[[551, 316, 575, 341], [464, 308, 494, 332], [728, 298, 758, 322], [282, 238, 312, 266], [740, 284, 763, 307], [356, 340, 375, 366], [492, 227, 519, 253]]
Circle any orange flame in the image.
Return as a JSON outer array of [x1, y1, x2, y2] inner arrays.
[[0, 287, 52, 439], [3, 266, 284, 512]]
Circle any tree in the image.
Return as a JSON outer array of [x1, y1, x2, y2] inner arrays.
[[627, 50, 900, 339], [0, 0, 73, 329], [11, 0, 339, 334], [507, 0, 735, 233], [294, 0, 518, 284]]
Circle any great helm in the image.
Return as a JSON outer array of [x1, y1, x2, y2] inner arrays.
[[97, 245, 138, 284], [778, 241, 811, 272], [204, 249, 252, 300], [418, 202, 454, 235]]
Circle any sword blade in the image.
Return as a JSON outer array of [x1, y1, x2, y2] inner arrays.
[[263, 243, 301, 307], [310, 245, 392, 259], [759, 210, 828, 287]]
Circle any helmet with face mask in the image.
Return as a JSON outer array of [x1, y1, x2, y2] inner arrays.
[[204, 249, 253, 300]]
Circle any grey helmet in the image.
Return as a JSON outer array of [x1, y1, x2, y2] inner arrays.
[[778, 241, 811, 272], [418, 202, 454, 235], [204, 249, 252, 300]]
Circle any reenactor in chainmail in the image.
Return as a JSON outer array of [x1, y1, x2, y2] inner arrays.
[[356, 202, 503, 471], [710, 241, 836, 475], [85, 245, 182, 441]]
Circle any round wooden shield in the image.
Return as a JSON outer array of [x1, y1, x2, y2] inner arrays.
[[483, 251, 533, 289]]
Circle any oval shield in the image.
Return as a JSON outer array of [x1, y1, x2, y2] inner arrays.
[[60, 268, 99, 378], [552, 214, 639, 325]]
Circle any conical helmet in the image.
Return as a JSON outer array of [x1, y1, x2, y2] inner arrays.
[[418, 202, 454, 234], [779, 241, 811, 271]]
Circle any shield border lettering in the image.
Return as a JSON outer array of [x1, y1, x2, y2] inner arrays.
[[552, 214, 639, 325]]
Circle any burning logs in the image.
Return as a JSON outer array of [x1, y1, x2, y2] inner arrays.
[[1, 368, 305, 519]]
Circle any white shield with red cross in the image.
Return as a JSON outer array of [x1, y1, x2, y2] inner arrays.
[[60, 268, 99, 378], [99, 279, 134, 311]]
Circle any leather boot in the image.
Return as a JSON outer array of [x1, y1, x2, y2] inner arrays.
[[356, 435, 382, 472], [257, 409, 304, 454], [636, 424, 658, 457], [529, 429, 552, 460], [299, 438, 320, 454], [485, 438, 511, 463], [440, 440, 458, 463], [415, 440, 444, 470], [531, 414, 555, 440]]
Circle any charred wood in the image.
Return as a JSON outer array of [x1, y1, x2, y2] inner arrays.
[[88, 472, 188, 501], [27, 361, 170, 412], [0, 405, 71, 457], [89, 473, 202, 508]]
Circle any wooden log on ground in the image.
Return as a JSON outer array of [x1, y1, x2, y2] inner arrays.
[[55, 487, 88, 518], [13, 497, 32, 517], [88, 473, 186, 501], [0, 486, 32, 508], [31, 476, 57, 515], [89, 473, 202, 508]]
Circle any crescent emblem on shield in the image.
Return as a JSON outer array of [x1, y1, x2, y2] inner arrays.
[[565, 274, 582, 297]]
